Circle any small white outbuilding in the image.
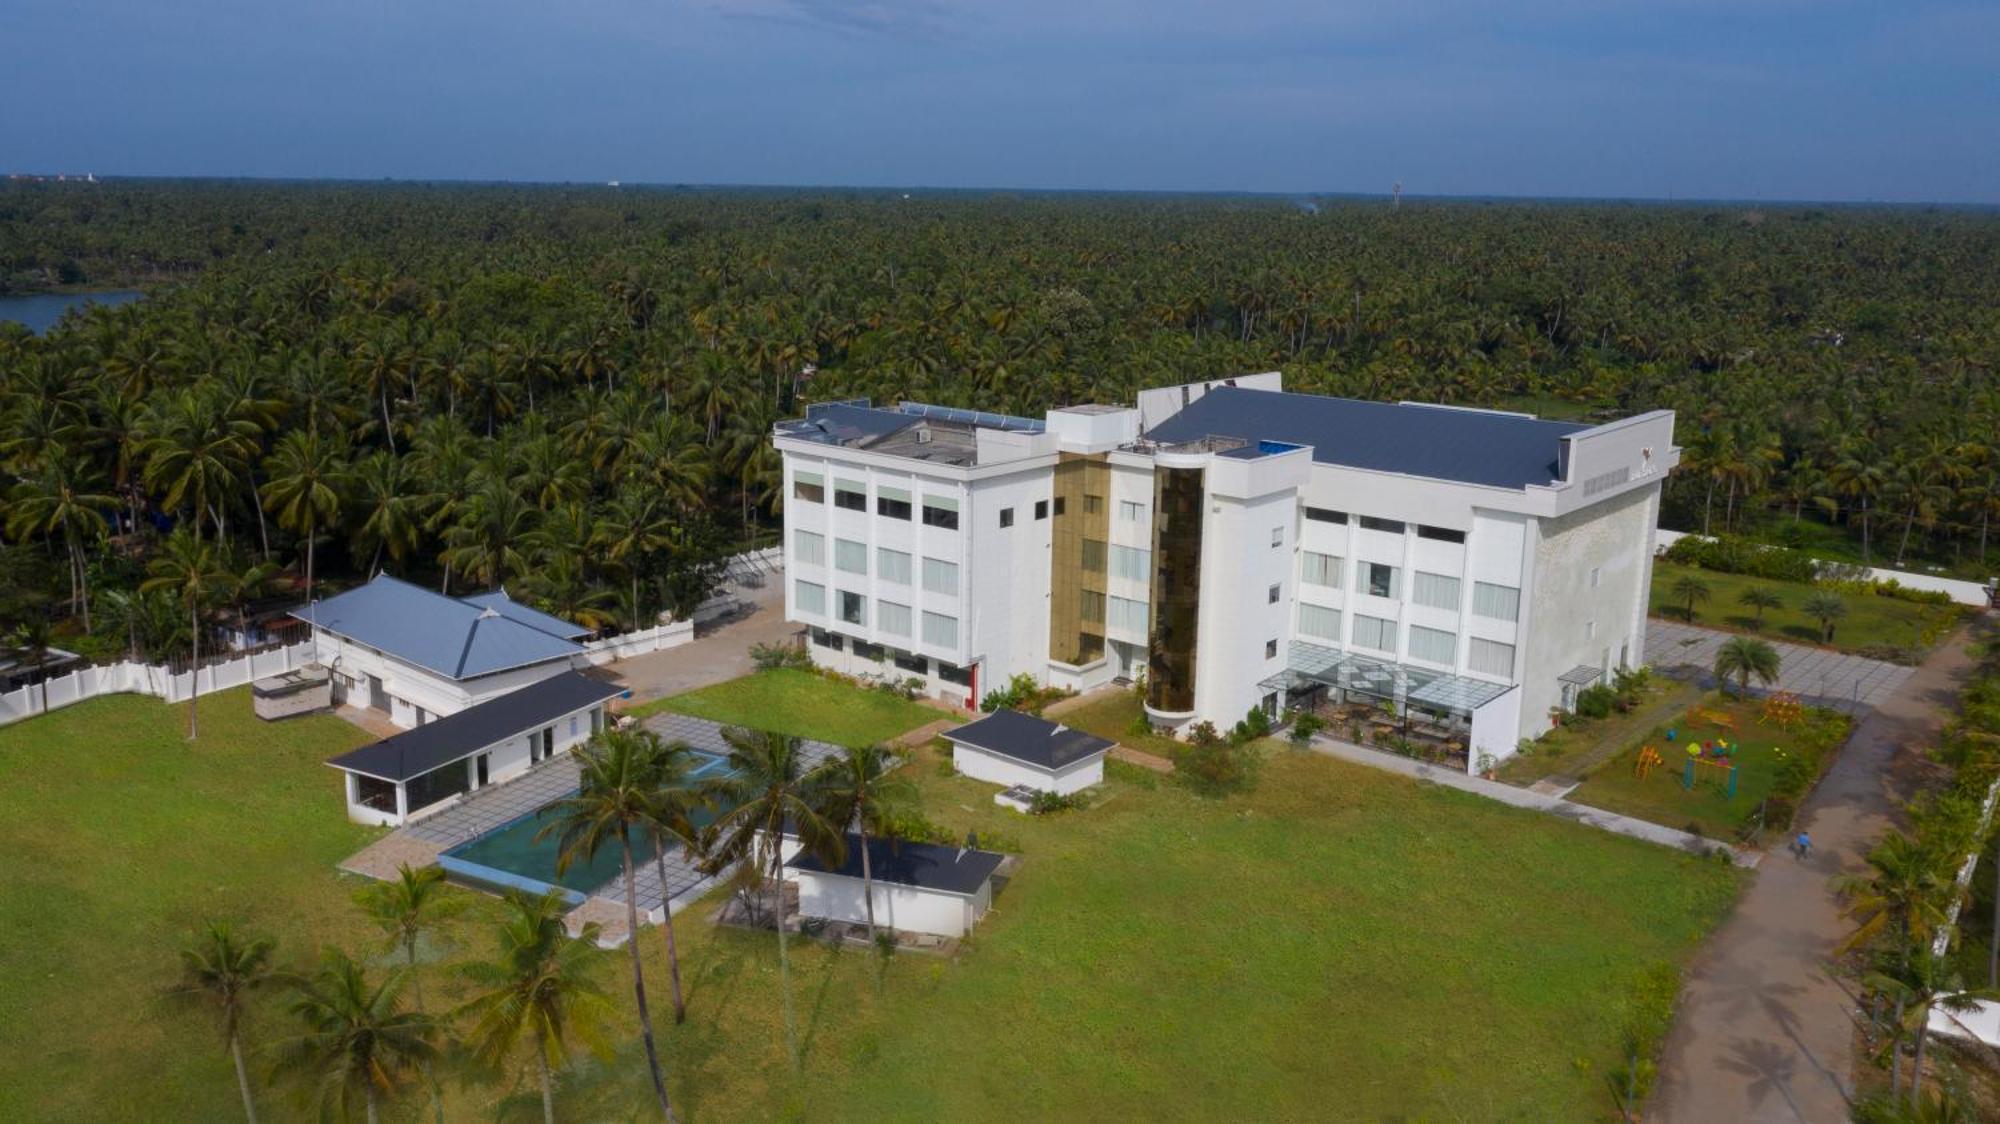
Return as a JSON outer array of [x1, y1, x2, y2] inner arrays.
[[947, 708, 1114, 797], [788, 833, 1006, 939]]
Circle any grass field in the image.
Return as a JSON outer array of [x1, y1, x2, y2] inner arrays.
[[1, 680, 1743, 1122], [624, 667, 946, 746], [1567, 694, 1852, 841], [1649, 560, 1959, 656], [1496, 678, 1704, 786]]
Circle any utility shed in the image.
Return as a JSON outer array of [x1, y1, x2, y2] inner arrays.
[[788, 833, 1006, 938], [946, 708, 1113, 796]]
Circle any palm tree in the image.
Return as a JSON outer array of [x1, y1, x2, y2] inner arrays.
[[1864, 947, 2000, 1107], [594, 492, 674, 631], [140, 528, 229, 740], [140, 388, 259, 543], [636, 734, 714, 1025], [9, 613, 57, 716], [1838, 833, 1955, 962], [1713, 636, 1781, 697], [708, 727, 845, 1071], [269, 950, 440, 1124], [539, 731, 678, 1120], [5, 454, 116, 629], [354, 863, 461, 1122], [455, 889, 616, 1124], [259, 430, 354, 618], [350, 450, 423, 575], [1670, 574, 1711, 622], [442, 480, 537, 590], [817, 743, 917, 947], [1803, 591, 1848, 644], [1737, 587, 1782, 630], [165, 921, 277, 1124]]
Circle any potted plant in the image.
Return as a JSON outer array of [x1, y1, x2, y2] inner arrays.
[[1476, 751, 1497, 780]]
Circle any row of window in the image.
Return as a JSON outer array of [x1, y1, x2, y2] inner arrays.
[[796, 580, 960, 647], [1302, 507, 1468, 544], [807, 629, 975, 686], [795, 473, 962, 530], [795, 531, 961, 594], [1297, 551, 1521, 621], [1297, 602, 1517, 677]]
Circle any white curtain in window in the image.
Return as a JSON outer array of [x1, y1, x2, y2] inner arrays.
[[1472, 582, 1521, 622], [878, 600, 912, 637], [1351, 614, 1396, 652], [921, 611, 958, 648], [1409, 625, 1456, 665], [922, 557, 959, 596], [1298, 602, 1341, 641], [793, 530, 824, 566], [1469, 637, 1516, 677], [1412, 571, 1461, 611], [795, 580, 825, 616], [877, 548, 911, 584], [1302, 552, 1342, 588], [834, 538, 867, 574]]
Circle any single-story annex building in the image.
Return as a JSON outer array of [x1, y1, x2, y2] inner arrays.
[[788, 833, 1006, 939], [326, 670, 622, 826], [947, 708, 1114, 797], [294, 574, 590, 730]]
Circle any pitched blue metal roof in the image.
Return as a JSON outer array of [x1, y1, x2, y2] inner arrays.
[[292, 575, 584, 680], [1145, 387, 1589, 490], [456, 590, 593, 639]]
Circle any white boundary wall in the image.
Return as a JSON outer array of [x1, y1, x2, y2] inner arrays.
[[1655, 529, 1995, 607], [0, 639, 319, 727]]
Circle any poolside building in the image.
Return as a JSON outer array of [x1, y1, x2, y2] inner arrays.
[[772, 372, 1678, 770], [326, 670, 622, 826], [947, 708, 1112, 798], [789, 833, 1006, 939], [293, 574, 591, 729]]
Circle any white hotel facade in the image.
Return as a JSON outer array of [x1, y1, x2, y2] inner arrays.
[[773, 373, 1678, 769]]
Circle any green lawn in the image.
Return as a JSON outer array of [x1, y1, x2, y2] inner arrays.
[[1496, 678, 1704, 786], [1650, 560, 1961, 657], [625, 667, 947, 746], [1567, 694, 1852, 841], [1, 679, 1744, 1122]]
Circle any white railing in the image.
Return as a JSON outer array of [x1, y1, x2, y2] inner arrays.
[[1655, 529, 1996, 607], [0, 639, 319, 728], [579, 620, 696, 666]]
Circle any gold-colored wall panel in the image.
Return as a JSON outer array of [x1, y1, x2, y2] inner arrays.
[[1048, 452, 1110, 666]]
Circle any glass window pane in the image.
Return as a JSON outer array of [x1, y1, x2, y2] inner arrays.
[[1412, 571, 1460, 611], [877, 548, 911, 584], [922, 557, 959, 596], [834, 539, 867, 574], [795, 580, 825, 615], [793, 530, 823, 566]]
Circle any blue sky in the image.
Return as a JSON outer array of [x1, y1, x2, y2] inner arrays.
[[4, 0, 1996, 202]]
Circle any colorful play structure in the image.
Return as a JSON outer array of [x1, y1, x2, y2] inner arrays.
[[1760, 691, 1804, 730], [1635, 745, 1665, 781], [1652, 714, 1750, 799]]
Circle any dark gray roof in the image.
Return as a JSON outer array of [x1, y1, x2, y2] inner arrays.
[[776, 402, 921, 446], [788, 832, 1004, 895], [947, 708, 1115, 770], [292, 575, 585, 680], [326, 671, 623, 782], [1145, 387, 1589, 490]]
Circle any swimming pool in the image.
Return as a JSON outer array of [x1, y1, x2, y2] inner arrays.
[[437, 749, 736, 904]]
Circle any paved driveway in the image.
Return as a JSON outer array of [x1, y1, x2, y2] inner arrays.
[[1645, 619, 1913, 713], [606, 578, 799, 704]]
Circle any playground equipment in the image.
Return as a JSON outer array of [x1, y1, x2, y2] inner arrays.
[[1761, 691, 1804, 730], [1636, 745, 1664, 780], [1693, 708, 1739, 732], [1683, 753, 1739, 798]]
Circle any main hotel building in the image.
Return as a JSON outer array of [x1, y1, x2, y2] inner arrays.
[[772, 373, 1678, 770]]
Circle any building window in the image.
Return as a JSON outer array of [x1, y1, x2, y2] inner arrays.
[[1298, 602, 1341, 641], [1362, 562, 1399, 600], [1409, 625, 1457, 665], [893, 652, 928, 675], [809, 626, 843, 651], [1080, 590, 1106, 624], [1107, 595, 1148, 633], [921, 497, 960, 530], [1585, 619, 1597, 640], [1119, 500, 1143, 522], [1358, 516, 1406, 534], [1052, 496, 1066, 517], [1589, 566, 1602, 588], [354, 774, 397, 813], [921, 557, 958, 596], [1267, 583, 1281, 604], [1083, 494, 1104, 515], [1351, 614, 1397, 653], [937, 661, 972, 687], [833, 479, 867, 511], [1271, 525, 1284, 547], [1301, 551, 1341, 588], [837, 591, 866, 626], [1416, 524, 1466, 544], [1080, 538, 1107, 573], [1264, 639, 1279, 659], [1304, 507, 1347, 524], [1472, 581, 1521, 622], [852, 639, 885, 661], [834, 538, 867, 575], [998, 507, 1014, 528], [878, 600, 912, 637], [795, 580, 825, 616], [876, 494, 912, 520], [1110, 544, 1150, 582], [1035, 499, 1049, 520], [1411, 571, 1460, 611], [921, 611, 958, 648], [877, 548, 911, 585], [1469, 637, 1516, 678], [793, 529, 824, 567], [793, 472, 824, 504]]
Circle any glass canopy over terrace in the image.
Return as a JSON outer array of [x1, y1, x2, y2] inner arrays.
[[1259, 641, 1513, 719]]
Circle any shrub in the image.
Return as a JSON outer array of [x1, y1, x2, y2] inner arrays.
[[749, 640, 813, 670], [1663, 534, 1817, 582], [1174, 737, 1257, 797], [1229, 705, 1273, 744], [1287, 710, 1325, 747], [1574, 683, 1618, 720], [1028, 789, 1089, 814], [980, 671, 1072, 715]]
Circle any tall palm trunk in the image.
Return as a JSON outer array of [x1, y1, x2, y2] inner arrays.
[[1911, 1018, 1931, 1104], [650, 829, 687, 1023], [187, 599, 201, 740], [365, 1084, 380, 1124], [858, 824, 879, 945], [406, 936, 443, 1124], [535, 1028, 556, 1124], [771, 848, 800, 1070], [1896, 505, 1917, 567], [229, 1031, 258, 1124], [621, 832, 675, 1120]]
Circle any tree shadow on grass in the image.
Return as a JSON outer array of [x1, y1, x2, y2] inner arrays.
[[1778, 624, 1821, 644]]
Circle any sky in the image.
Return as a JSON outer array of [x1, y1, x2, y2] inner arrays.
[[4, 0, 1996, 203]]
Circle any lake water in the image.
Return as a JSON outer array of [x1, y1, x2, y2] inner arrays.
[[0, 290, 145, 334]]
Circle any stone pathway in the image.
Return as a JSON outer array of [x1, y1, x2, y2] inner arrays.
[[1648, 626, 1981, 1124], [1645, 619, 1915, 713], [1309, 735, 1759, 867], [337, 831, 443, 880]]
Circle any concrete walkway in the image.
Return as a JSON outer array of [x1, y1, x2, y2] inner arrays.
[[1308, 735, 1757, 867], [1649, 627, 1981, 1124], [604, 579, 797, 705], [1645, 619, 1915, 714]]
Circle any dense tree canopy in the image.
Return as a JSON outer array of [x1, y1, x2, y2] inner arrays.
[[1, 181, 1996, 663]]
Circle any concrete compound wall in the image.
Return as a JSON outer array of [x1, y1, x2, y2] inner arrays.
[[1654, 529, 1994, 607], [0, 640, 319, 728]]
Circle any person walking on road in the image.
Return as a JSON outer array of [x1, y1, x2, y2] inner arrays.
[[1793, 830, 1811, 860]]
